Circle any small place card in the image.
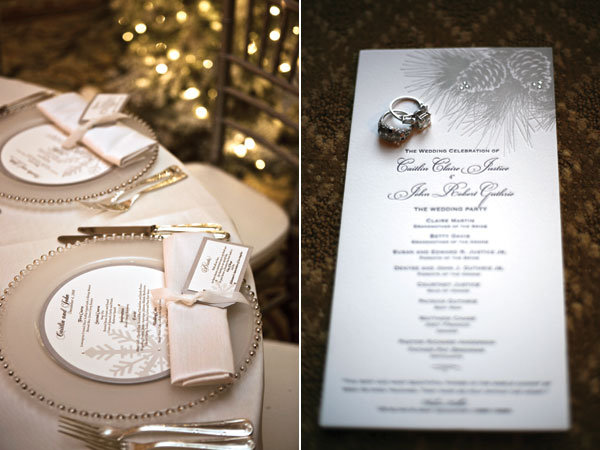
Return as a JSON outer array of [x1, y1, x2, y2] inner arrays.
[[79, 93, 130, 124], [184, 238, 252, 295]]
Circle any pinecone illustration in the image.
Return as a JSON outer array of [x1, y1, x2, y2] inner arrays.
[[506, 50, 552, 91], [457, 57, 507, 92]]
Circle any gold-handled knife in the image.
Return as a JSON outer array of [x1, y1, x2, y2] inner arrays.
[[58, 229, 230, 244], [77, 223, 223, 234]]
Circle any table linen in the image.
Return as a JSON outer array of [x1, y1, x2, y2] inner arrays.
[[0, 78, 264, 449]]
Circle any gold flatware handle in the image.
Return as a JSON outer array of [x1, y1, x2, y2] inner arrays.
[[155, 225, 224, 233], [58, 230, 230, 244], [138, 165, 184, 185], [139, 172, 188, 194], [77, 223, 222, 235]]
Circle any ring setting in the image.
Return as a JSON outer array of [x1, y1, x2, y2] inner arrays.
[[377, 110, 412, 143], [378, 97, 431, 143]]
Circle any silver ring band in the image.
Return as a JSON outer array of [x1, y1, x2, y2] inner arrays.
[[388, 97, 431, 130], [378, 110, 412, 143]]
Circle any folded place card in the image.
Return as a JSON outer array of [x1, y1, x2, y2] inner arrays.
[[79, 93, 130, 124], [320, 48, 569, 430], [184, 238, 252, 296], [37, 92, 156, 166]]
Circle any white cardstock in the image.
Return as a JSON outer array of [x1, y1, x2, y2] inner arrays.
[[0, 124, 111, 185], [184, 238, 252, 295], [320, 48, 569, 430], [79, 93, 130, 123], [39, 265, 168, 384]]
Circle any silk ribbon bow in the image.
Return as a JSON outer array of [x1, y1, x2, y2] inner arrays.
[[150, 286, 248, 310], [62, 112, 128, 149]]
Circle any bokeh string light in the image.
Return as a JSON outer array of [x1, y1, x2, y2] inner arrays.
[[112, 0, 297, 172]]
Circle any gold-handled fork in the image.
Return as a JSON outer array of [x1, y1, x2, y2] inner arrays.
[[78, 165, 184, 210], [96, 171, 188, 213]]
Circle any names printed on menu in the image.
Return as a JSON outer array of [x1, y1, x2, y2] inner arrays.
[[0, 124, 110, 185], [385, 150, 511, 368], [41, 265, 168, 383], [388, 153, 514, 208]]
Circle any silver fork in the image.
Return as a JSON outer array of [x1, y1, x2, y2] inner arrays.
[[58, 417, 255, 450], [78, 165, 184, 210], [58, 416, 253, 441], [62, 436, 255, 450], [117, 440, 255, 450]]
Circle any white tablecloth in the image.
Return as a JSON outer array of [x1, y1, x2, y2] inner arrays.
[[0, 80, 264, 449]]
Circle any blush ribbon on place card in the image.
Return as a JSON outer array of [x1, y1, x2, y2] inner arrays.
[[37, 92, 157, 166], [151, 287, 248, 308], [152, 233, 250, 387]]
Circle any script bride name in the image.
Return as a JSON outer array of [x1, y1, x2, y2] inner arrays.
[[387, 181, 514, 208], [396, 157, 509, 174], [55, 294, 71, 339]]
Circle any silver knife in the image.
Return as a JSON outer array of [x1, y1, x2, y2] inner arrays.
[[0, 91, 53, 117], [77, 223, 222, 234]]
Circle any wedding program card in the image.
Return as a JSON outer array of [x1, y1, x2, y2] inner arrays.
[[39, 265, 168, 384], [320, 49, 569, 430], [184, 238, 252, 295], [0, 124, 111, 185]]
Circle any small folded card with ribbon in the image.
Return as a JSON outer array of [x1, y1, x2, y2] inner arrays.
[[37, 92, 157, 166], [151, 233, 252, 387]]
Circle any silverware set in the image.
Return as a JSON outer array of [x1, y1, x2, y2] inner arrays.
[[52, 132, 240, 449], [58, 416, 255, 450], [78, 165, 188, 213]]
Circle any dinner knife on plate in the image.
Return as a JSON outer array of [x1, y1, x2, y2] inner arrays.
[[0, 91, 53, 117], [58, 224, 230, 244], [77, 223, 223, 234]]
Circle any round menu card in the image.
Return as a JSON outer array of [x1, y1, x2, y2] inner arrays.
[[0, 124, 111, 185], [39, 264, 169, 384]]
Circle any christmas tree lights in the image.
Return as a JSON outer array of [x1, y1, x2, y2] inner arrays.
[[109, 0, 298, 179]]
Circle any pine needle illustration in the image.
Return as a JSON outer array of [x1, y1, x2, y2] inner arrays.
[[403, 48, 555, 150]]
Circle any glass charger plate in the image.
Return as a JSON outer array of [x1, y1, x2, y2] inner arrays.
[[0, 235, 261, 420], [0, 105, 158, 206]]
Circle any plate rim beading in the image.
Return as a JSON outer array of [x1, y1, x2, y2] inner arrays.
[[0, 234, 262, 421], [0, 104, 160, 206]]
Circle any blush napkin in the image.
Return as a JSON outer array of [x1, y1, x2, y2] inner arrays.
[[37, 92, 156, 166], [158, 233, 245, 387]]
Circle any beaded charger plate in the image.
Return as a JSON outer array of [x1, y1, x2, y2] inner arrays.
[[0, 236, 261, 420], [0, 104, 158, 206]]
